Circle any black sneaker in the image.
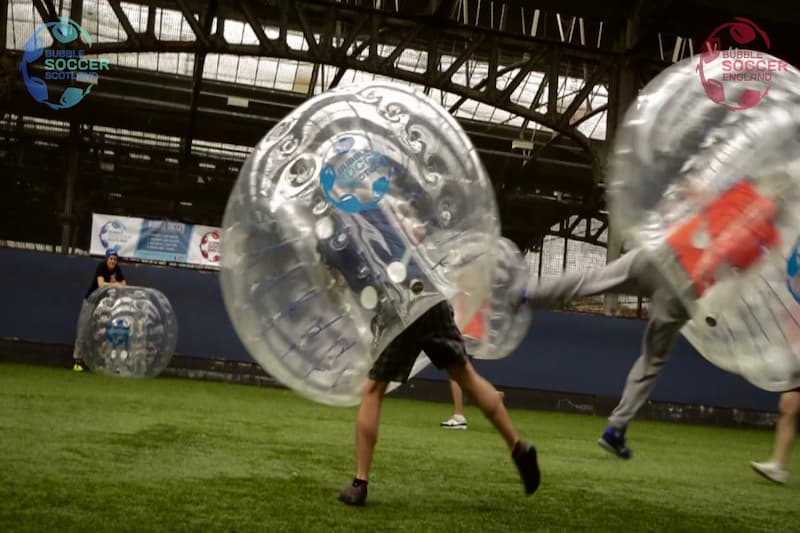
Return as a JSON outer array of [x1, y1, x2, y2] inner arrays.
[[512, 441, 541, 495], [598, 426, 632, 459], [338, 480, 367, 506]]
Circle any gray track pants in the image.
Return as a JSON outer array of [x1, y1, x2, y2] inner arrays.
[[526, 248, 689, 428]]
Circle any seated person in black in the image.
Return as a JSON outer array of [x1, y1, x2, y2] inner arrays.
[[74, 249, 127, 371], [85, 249, 127, 300]]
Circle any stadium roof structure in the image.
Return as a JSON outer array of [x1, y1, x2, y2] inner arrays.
[[2, 0, 799, 252]]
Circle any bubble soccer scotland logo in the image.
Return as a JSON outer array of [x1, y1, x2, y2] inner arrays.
[[99, 220, 129, 252], [320, 135, 396, 213], [20, 17, 108, 110], [199, 230, 222, 263], [697, 17, 788, 111]]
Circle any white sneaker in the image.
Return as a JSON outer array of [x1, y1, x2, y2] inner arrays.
[[440, 415, 467, 429], [751, 460, 789, 484]]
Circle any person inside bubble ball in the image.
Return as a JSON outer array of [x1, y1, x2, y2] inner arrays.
[[73, 249, 127, 371], [520, 173, 783, 459], [331, 199, 540, 506], [751, 388, 800, 484]]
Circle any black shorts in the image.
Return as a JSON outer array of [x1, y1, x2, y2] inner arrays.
[[369, 301, 468, 383]]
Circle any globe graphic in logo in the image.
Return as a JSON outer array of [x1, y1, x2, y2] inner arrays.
[[697, 17, 772, 112], [199, 230, 222, 263], [319, 134, 397, 213], [99, 220, 125, 251], [20, 17, 95, 110]]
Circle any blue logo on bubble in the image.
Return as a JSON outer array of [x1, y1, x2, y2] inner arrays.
[[20, 17, 108, 110], [787, 237, 800, 303], [105, 318, 131, 350], [320, 136, 395, 213]]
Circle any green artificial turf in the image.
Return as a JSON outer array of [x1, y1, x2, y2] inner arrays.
[[0, 362, 797, 532]]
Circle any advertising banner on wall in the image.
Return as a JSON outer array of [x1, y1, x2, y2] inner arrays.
[[188, 224, 223, 268], [90, 213, 222, 268]]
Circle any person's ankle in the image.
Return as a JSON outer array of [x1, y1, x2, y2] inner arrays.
[[512, 440, 527, 457]]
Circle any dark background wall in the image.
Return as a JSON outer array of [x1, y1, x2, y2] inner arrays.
[[0, 247, 779, 411]]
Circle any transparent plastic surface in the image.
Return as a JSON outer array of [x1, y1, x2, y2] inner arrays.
[[609, 52, 800, 391], [76, 286, 178, 377], [463, 237, 532, 360], [221, 82, 499, 406]]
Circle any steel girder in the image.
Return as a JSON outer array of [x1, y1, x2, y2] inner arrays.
[[0, 129, 238, 245], [551, 213, 608, 248], [0, 0, 7, 53], [31, 0, 60, 26], [0, 57, 11, 110], [504, 212, 608, 251], [80, 0, 614, 176], [180, 0, 218, 156]]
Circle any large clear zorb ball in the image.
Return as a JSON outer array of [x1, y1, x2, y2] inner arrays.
[[462, 237, 532, 359], [221, 81, 499, 406], [609, 51, 800, 391], [77, 286, 178, 377]]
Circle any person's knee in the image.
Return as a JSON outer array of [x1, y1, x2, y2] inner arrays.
[[362, 379, 388, 399], [448, 362, 497, 397], [446, 360, 473, 385], [779, 391, 800, 416]]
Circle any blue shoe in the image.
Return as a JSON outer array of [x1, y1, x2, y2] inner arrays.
[[598, 426, 632, 459]]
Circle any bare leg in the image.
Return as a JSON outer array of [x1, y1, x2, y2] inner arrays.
[[751, 390, 799, 484], [447, 361, 518, 451], [771, 391, 800, 467], [449, 379, 464, 416], [355, 379, 388, 481], [446, 361, 540, 496]]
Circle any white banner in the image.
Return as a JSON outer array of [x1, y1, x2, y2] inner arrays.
[[90, 214, 144, 258], [90, 213, 222, 268]]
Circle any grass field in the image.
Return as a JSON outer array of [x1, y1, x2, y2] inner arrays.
[[0, 362, 797, 532]]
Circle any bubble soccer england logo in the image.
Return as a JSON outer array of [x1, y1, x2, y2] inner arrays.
[[20, 17, 109, 110], [319, 135, 394, 213], [199, 230, 222, 263], [696, 17, 788, 111]]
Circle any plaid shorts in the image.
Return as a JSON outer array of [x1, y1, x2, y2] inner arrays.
[[369, 301, 468, 383]]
